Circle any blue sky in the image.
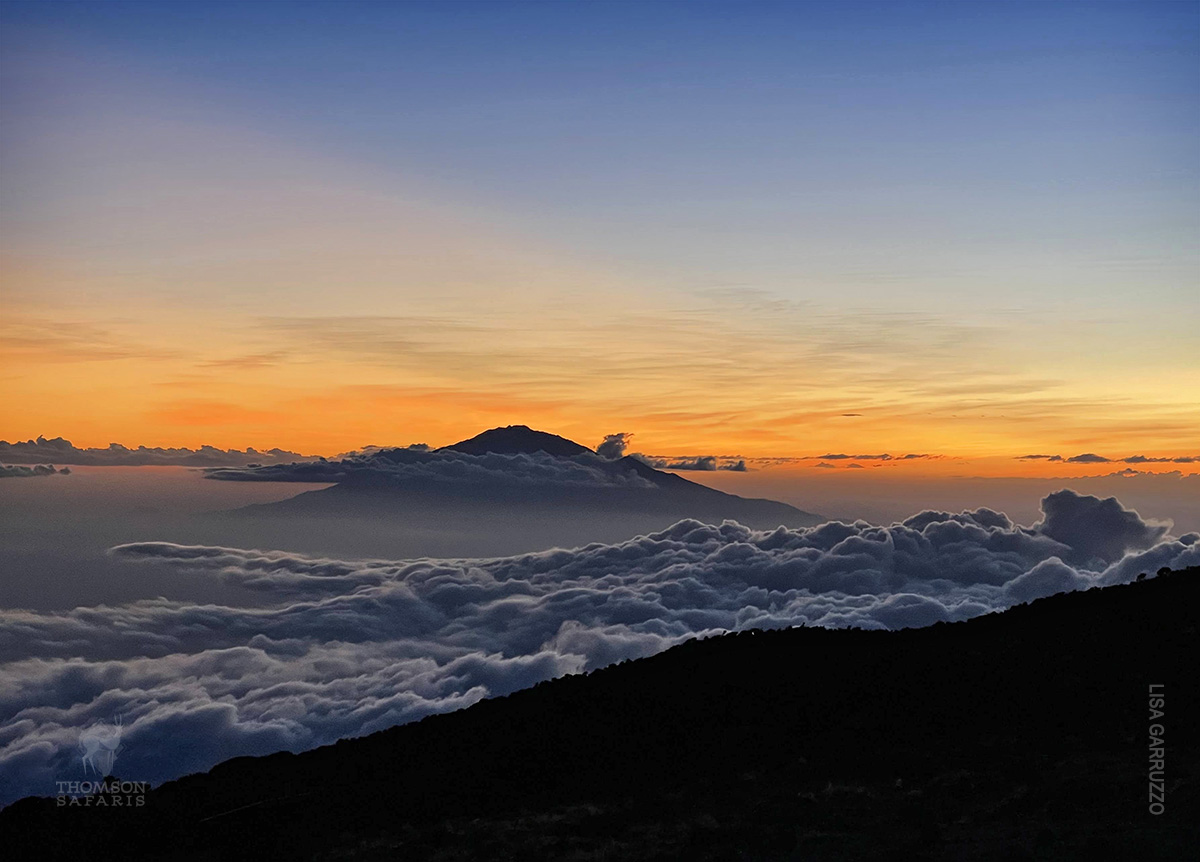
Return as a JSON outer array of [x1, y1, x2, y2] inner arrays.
[[7, 1, 1195, 301]]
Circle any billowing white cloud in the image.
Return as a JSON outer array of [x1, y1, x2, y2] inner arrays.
[[0, 490, 1196, 806], [1035, 489, 1168, 565], [595, 433, 632, 460]]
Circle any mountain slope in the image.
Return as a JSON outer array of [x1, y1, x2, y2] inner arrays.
[[229, 427, 824, 553], [439, 424, 592, 457], [6, 566, 1195, 861]]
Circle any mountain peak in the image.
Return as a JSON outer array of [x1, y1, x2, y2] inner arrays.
[[440, 425, 593, 458]]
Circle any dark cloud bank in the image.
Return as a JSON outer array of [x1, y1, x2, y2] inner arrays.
[[203, 444, 658, 488], [0, 437, 307, 468], [0, 490, 1196, 806], [587, 432, 746, 471], [1018, 452, 1199, 464], [0, 464, 69, 479], [636, 454, 748, 472]]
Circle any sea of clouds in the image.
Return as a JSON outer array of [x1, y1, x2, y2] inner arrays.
[[1, 489, 1197, 806], [203, 444, 657, 488]]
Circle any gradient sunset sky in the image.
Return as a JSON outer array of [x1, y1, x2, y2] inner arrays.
[[2, 1, 1197, 471]]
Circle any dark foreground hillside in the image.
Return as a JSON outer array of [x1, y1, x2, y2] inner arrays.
[[3, 567, 1197, 861]]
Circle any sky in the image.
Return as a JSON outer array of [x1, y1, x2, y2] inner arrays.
[[1, 0, 1198, 468]]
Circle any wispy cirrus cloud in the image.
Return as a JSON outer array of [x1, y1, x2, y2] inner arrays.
[[196, 351, 290, 371], [813, 453, 933, 461], [0, 316, 180, 364]]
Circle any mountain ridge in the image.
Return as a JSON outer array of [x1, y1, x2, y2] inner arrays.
[[5, 566, 1195, 860], [229, 426, 825, 545], [439, 424, 593, 458]]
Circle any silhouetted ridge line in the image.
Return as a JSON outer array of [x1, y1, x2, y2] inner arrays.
[[439, 424, 593, 457], [4, 566, 1195, 860]]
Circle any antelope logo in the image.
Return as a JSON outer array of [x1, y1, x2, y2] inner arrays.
[[79, 716, 124, 776]]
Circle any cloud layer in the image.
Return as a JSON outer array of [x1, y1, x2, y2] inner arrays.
[[1017, 453, 1199, 464], [0, 437, 308, 467], [0, 464, 69, 479], [594, 432, 747, 472], [204, 446, 657, 489], [595, 433, 632, 460], [1, 490, 1196, 806], [633, 454, 749, 472]]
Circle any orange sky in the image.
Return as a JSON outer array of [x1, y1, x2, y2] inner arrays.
[[3, 257, 1198, 472]]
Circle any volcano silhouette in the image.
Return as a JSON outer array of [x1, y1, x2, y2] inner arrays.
[[440, 424, 593, 458], [228, 425, 823, 556]]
